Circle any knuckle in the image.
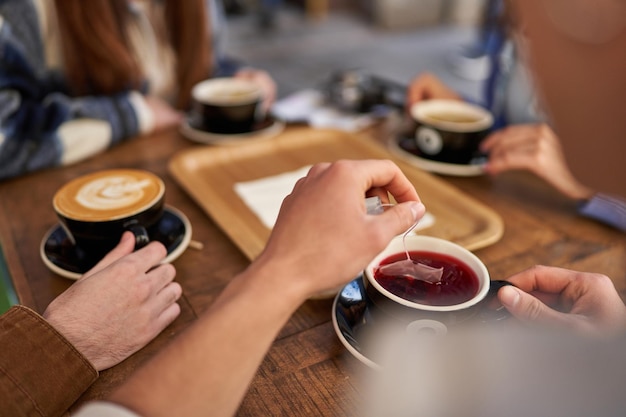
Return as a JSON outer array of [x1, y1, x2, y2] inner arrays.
[[524, 298, 544, 321], [132, 279, 154, 303], [158, 263, 177, 280], [147, 241, 167, 259]]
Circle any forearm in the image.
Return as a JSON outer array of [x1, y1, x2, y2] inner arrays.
[[110, 259, 306, 417], [0, 15, 150, 180], [0, 90, 150, 180]]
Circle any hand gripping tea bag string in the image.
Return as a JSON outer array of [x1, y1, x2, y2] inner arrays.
[[366, 197, 443, 284]]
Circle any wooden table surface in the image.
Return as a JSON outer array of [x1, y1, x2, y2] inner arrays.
[[1, 125, 624, 416]]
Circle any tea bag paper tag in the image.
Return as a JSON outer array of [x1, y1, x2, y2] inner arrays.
[[233, 166, 436, 230]]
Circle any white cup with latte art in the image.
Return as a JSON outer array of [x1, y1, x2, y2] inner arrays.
[[53, 169, 165, 267]]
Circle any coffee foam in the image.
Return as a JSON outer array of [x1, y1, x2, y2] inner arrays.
[[54, 169, 164, 221], [192, 78, 261, 106], [411, 100, 493, 133]]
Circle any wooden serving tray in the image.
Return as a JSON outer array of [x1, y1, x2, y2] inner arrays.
[[169, 127, 503, 260]]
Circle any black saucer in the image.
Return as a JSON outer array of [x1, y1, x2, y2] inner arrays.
[[332, 276, 513, 368], [40, 206, 192, 280], [332, 276, 381, 369], [180, 116, 285, 145], [390, 136, 487, 177]]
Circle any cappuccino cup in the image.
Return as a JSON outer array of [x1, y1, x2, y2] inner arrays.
[[410, 99, 493, 165], [53, 169, 165, 267], [363, 235, 511, 332], [190, 77, 265, 134]]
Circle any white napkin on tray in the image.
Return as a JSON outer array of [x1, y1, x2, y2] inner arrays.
[[233, 165, 435, 230]]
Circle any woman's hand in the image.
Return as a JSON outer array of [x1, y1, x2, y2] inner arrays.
[[406, 72, 462, 108], [144, 95, 184, 132], [481, 123, 594, 200], [234, 68, 277, 113]]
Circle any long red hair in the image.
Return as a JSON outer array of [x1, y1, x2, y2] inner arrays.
[[54, 0, 211, 109]]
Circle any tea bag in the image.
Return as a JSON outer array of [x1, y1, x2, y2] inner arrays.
[[378, 260, 443, 284], [366, 196, 443, 284]]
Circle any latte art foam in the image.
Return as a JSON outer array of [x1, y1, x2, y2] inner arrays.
[[76, 177, 154, 211], [54, 169, 164, 221]]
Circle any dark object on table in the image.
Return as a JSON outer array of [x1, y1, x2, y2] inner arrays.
[[325, 69, 407, 114]]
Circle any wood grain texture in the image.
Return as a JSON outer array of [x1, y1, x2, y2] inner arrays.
[[0, 125, 623, 416]]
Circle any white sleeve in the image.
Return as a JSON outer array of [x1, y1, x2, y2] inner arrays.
[[72, 402, 142, 417]]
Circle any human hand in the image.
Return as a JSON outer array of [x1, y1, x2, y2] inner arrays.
[[253, 159, 425, 300], [144, 95, 184, 132], [498, 265, 626, 336], [406, 72, 462, 109], [43, 232, 182, 370], [234, 68, 277, 113], [480, 123, 594, 200]]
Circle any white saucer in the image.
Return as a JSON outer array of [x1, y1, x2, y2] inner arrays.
[[40, 206, 192, 280], [180, 118, 285, 145], [389, 137, 486, 177]]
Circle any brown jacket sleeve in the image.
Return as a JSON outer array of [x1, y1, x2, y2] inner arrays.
[[0, 305, 98, 417]]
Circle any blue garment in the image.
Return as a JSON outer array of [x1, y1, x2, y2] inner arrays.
[[0, 0, 237, 181], [579, 194, 626, 232]]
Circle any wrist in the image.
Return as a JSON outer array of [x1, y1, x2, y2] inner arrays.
[[569, 185, 595, 202], [128, 92, 155, 134], [236, 252, 311, 311]]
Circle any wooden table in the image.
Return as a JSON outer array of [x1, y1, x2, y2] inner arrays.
[[1, 125, 624, 416]]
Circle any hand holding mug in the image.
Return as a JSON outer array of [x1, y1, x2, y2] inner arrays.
[[498, 265, 626, 336], [43, 232, 182, 370]]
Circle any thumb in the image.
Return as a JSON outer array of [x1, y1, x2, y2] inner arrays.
[[376, 201, 426, 237], [498, 285, 574, 328], [81, 231, 136, 279]]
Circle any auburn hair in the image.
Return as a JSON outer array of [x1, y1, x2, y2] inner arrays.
[[54, 0, 211, 109]]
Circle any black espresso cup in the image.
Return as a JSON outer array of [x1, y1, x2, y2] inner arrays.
[[410, 99, 494, 165], [190, 77, 265, 134], [52, 169, 165, 268]]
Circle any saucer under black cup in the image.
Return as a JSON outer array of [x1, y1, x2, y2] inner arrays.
[[189, 115, 274, 135], [333, 276, 512, 368], [397, 135, 488, 166], [180, 116, 285, 145], [41, 206, 191, 280]]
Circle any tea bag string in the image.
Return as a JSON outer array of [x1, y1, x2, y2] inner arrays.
[[367, 196, 443, 284], [377, 201, 418, 261]]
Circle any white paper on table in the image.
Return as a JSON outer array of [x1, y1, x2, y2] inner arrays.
[[233, 165, 436, 232]]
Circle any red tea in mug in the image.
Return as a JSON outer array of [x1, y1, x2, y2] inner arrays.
[[373, 251, 479, 306]]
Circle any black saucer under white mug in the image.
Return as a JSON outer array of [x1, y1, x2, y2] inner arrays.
[[40, 205, 192, 280], [390, 135, 487, 176], [332, 275, 512, 369]]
